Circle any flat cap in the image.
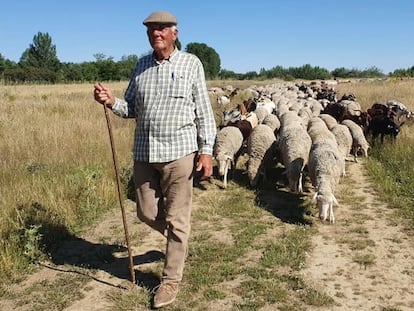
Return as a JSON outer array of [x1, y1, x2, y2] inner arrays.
[[143, 10, 177, 26]]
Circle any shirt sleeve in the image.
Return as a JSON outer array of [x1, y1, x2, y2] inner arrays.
[[192, 58, 217, 155], [111, 65, 139, 118]]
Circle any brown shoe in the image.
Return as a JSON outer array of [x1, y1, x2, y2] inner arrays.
[[153, 282, 179, 309]]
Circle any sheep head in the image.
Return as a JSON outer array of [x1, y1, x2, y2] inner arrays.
[[313, 190, 338, 223], [215, 153, 232, 176]]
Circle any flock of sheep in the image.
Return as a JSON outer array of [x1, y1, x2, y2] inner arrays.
[[208, 81, 412, 223]]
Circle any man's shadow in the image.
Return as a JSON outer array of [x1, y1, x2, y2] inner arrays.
[[42, 224, 164, 290]]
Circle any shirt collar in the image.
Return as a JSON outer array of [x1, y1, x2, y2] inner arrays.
[[153, 47, 178, 64]]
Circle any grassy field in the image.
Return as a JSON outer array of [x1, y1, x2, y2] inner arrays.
[[0, 82, 135, 279], [1, 79, 414, 310]]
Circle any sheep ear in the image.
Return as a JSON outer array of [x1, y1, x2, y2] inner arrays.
[[312, 192, 318, 202]]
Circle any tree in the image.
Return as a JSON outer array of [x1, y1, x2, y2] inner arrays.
[[118, 54, 139, 80], [0, 54, 16, 74], [0, 53, 5, 73], [93, 54, 121, 81], [19, 32, 61, 71], [185, 43, 220, 79]]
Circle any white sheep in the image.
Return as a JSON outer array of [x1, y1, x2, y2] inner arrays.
[[307, 118, 343, 223], [246, 124, 277, 187], [274, 102, 290, 119], [307, 117, 337, 142], [217, 95, 231, 105], [308, 140, 343, 223], [330, 124, 353, 176], [261, 113, 281, 132], [311, 100, 323, 116], [297, 106, 313, 128], [278, 113, 312, 193], [318, 113, 338, 130], [341, 119, 370, 161], [338, 99, 362, 116], [254, 106, 270, 124], [213, 126, 244, 188]]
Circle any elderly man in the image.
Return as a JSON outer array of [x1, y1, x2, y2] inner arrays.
[[94, 10, 217, 309]]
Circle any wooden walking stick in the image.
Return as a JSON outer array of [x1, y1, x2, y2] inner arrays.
[[102, 102, 136, 285]]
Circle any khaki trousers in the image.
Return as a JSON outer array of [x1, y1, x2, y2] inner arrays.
[[133, 153, 195, 283]]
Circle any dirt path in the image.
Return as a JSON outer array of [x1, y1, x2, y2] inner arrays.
[[301, 159, 414, 311], [2, 159, 414, 311]]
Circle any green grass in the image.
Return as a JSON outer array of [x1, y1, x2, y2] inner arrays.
[[365, 135, 414, 231]]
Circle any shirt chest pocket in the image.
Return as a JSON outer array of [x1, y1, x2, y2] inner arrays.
[[170, 74, 190, 98]]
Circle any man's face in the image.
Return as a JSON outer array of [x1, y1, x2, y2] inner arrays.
[[146, 23, 177, 51]]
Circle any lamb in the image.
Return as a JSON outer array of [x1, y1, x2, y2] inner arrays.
[[246, 124, 277, 187], [341, 119, 370, 161], [307, 118, 344, 223], [330, 124, 353, 176], [213, 126, 244, 188], [277, 112, 312, 193]]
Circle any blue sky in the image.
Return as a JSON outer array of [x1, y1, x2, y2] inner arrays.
[[1, 1, 413, 74]]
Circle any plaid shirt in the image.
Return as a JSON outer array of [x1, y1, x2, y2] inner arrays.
[[112, 48, 217, 163]]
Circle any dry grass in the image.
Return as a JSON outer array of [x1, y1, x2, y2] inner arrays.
[[0, 82, 135, 278], [334, 78, 414, 111]]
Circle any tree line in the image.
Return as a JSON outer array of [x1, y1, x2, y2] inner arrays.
[[1, 32, 413, 84]]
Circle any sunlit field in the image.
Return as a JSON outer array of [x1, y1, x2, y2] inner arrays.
[[1, 78, 413, 284], [0, 82, 135, 278]]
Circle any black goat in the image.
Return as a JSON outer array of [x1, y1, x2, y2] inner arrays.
[[367, 115, 404, 145]]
